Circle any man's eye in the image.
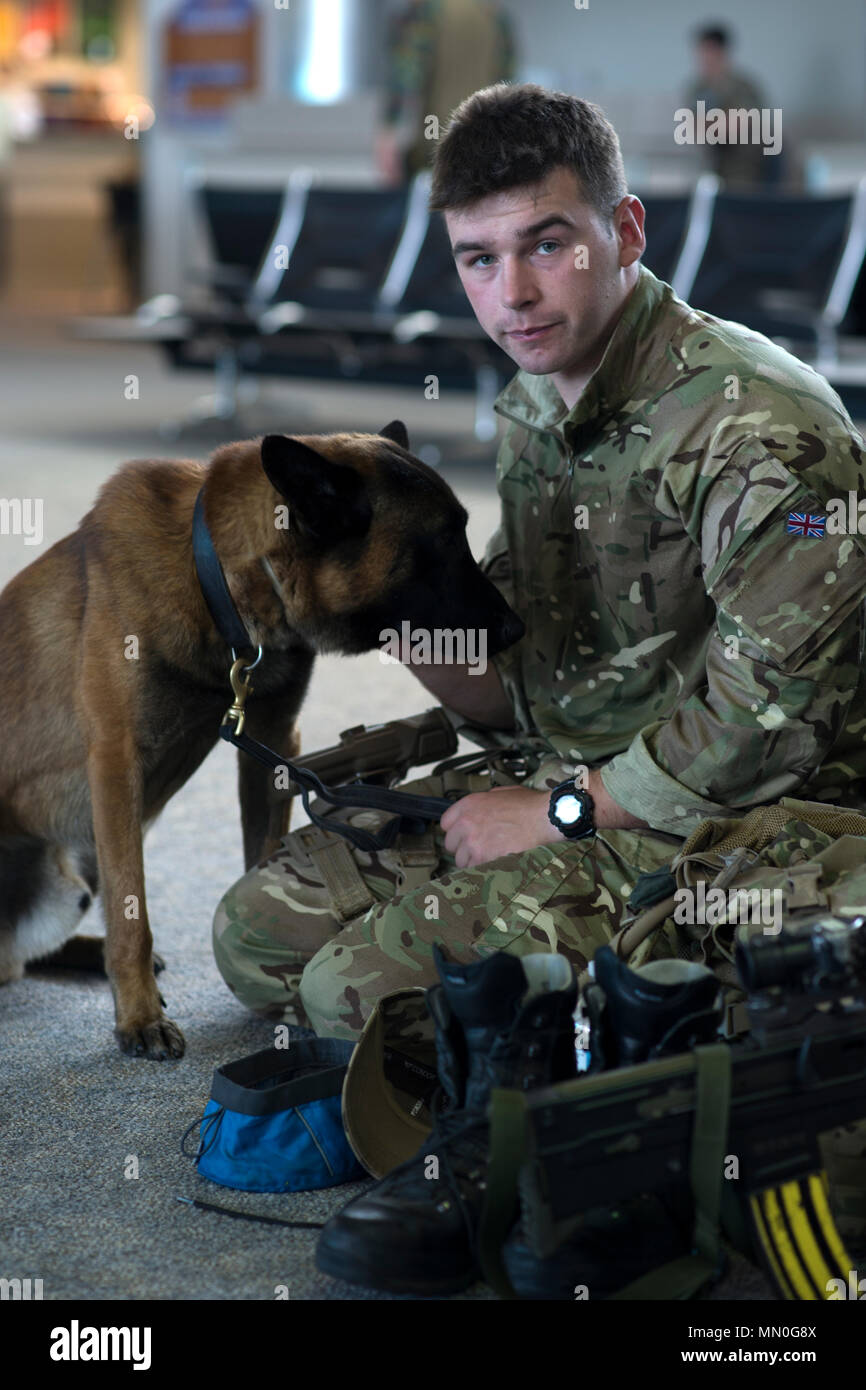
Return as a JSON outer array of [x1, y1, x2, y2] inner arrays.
[[468, 253, 495, 268], [537, 240, 560, 255]]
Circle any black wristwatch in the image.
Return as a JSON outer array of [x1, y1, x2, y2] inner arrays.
[[548, 780, 595, 841]]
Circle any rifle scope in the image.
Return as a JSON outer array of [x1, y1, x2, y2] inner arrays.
[[736, 915, 866, 993]]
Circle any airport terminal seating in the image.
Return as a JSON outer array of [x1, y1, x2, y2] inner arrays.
[[71, 170, 866, 433], [688, 185, 866, 359]]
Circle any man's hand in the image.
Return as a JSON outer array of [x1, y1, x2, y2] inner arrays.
[[440, 785, 562, 869], [439, 769, 649, 869]]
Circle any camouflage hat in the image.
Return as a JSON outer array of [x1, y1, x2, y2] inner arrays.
[[341, 987, 440, 1178]]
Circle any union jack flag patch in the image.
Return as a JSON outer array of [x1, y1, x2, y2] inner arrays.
[[786, 512, 826, 538]]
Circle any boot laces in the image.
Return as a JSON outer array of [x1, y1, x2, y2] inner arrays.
[[426, 1090, 490, 1251], [421, 1027, 539, 1249], [377, 1019, 559, 1255]]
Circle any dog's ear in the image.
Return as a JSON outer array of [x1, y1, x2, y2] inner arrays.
[[379, 420, 409, 450], [261, 435, 372, 545]]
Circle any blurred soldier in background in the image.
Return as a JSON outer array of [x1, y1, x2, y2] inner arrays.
[[377, 0, 515, 184], [684, 23, 775, 187]]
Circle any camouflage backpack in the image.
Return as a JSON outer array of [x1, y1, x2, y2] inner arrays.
[[605, 794, 866, 1249]]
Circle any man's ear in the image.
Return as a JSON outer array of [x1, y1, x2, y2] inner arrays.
[[379, 419, 409, 450], [261, 435, 372, 545]]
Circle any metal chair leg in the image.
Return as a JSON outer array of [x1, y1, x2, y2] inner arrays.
[[474, 363, 500, 442], [160, 345, 259, 439]]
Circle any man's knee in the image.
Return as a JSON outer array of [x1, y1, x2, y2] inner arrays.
[[211, 870, 251, 977], [211, 851, 341, 1022], [298, 957, 357, 1040], [297, 899, 394, 1039], [212, 871, 283, 1017], [298, 871, 482, 1038]]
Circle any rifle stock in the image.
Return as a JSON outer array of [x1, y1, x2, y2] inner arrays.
[[488, 1013, 866, 1298], [275, 707, 458, 799]]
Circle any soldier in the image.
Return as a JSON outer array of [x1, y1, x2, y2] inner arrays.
[[214, 81, 866, 1044], [376, 0, 515, 184], [684, 23, 775, 188]]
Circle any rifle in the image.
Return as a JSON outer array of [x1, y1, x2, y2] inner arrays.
[[482, 912, 866, 1301], [269, 707, 459, 800], [219, 697, 463, 852]]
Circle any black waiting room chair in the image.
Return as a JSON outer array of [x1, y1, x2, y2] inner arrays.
[[687, 180, 866, 360]]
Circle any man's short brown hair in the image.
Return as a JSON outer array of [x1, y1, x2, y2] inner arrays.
[[430, 82, 628, 225]]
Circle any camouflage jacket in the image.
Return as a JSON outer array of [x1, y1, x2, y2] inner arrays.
[[384, 0, 514, 127], [483, 264, 866, 836], [682, 70, 770, 186]]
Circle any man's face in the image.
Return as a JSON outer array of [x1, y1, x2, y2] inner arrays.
[[696, 39, 728, 84], [445, 167, 644, 403]]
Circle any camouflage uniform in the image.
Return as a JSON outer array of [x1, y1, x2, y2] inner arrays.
[[213, 768, 684, 1033], [383, 0, 515, 177], [214, 264, 866, 1039], [683, 71, 773, 187]]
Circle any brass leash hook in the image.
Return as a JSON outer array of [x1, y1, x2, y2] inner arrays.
[[222, 645, 263, 738]]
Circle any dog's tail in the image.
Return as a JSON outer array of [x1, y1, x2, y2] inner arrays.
[[0, 836, 95, 982]]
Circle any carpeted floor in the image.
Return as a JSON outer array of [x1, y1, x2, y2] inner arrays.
[[0, 321, 776, 1301]]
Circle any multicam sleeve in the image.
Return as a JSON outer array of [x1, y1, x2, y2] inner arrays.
[[479, 518, 534, 737], [383, 3, 430, 128], [526, 755, 586, 794], [601, 440, 866, 835]]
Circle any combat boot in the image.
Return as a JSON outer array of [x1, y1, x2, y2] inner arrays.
[[499, 948, 723, 1299], [315, 945, 577, 1295]]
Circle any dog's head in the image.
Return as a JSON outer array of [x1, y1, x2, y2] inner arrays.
[[257, 421, 524, 661]]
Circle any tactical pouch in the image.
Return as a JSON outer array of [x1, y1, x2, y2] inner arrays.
[[606, 794, 866, 1249], [181, 1040, 365, 1193], [301, 741, 534, 920], [608, 796, 866, 992]]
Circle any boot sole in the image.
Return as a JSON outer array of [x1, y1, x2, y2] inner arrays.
[[315, 1234, 479, 1297]]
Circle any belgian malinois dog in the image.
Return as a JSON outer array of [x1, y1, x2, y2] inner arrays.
[[0, 422, 523, 1059]]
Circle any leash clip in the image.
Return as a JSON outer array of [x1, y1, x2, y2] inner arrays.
[[222, 649, 261, 737]]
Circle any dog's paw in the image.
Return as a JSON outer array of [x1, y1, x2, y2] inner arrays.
[[115, 1016, 185, 1061]]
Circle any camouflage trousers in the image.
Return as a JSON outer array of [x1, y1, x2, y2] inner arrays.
[[212, 770, 866, 1250], [212, 767, 686, 1039]]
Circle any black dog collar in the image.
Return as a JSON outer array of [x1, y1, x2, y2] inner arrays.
[[192, 488, 256, 655]]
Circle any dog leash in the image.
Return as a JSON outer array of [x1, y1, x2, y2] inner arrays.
[[220, 714, 455, 853], [192, 487, 454, 853], [175, 1194, 324, 1230]]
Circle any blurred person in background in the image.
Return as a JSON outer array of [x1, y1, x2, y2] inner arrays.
[[0, 58, 42, 138], [377, 0, 516, 184], [684, 22, 776, 188], [0, 59, 42, 291]]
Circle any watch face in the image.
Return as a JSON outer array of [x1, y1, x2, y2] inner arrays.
[[551, 785, 594, 838], [555, 792, 585, 826]]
